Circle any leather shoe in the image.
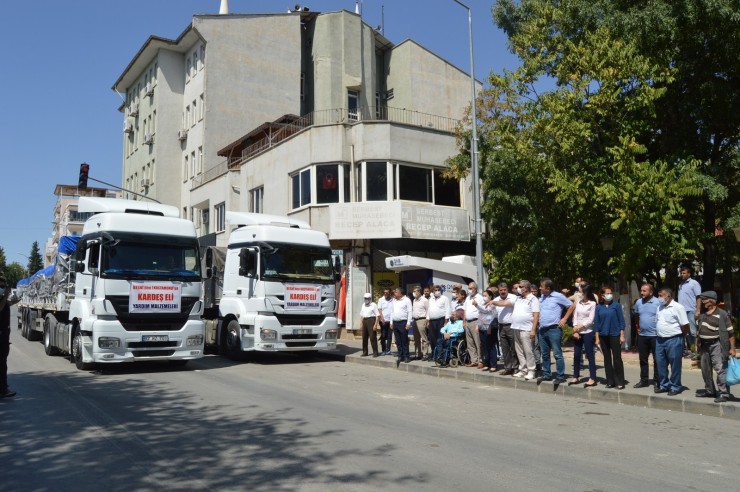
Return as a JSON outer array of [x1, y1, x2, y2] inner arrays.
[[633, 380, 650, 389], [605, 384, 616, 389], [554, 377, 568, 385], [1, 389, 16, 398], [667, 389, 682, 396], [714, 394, 729, 403], [403, 358, 411, 364], [654, 387, 669, 394], [695, 390, 716, 398]]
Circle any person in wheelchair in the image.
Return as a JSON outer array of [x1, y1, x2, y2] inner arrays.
[[434, 307, 466, 365]]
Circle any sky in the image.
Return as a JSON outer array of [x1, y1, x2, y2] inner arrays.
[[0, 0, 520, 273]]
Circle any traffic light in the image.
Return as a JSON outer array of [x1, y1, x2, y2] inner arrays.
[[79, 163, 90, 189]]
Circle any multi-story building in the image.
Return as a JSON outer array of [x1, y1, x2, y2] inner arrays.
[[113, 8, 479, 326], [44, 184, 120, 266]]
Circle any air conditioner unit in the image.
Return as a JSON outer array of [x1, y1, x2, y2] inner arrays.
[[129, 103, 139, 117], [177, 129, 188, 141], [141, 178, 150, 187], [124, 121, 133, 133], [145, 83, 153, 96], [143, 133, 154, 145]]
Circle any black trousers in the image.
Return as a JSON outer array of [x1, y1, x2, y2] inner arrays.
[[637, 335, 657, 383], [380, 321, 392, 352], [428, 318, 445, 355], [361, 317, 379, 355], [1, 328, 10, 392], [600, 335, 625, 387]]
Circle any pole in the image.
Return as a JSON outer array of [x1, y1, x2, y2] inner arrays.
[[453, 0, 484, 288]]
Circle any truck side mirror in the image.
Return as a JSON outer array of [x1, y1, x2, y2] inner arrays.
[[75, 261, 85, 273], [205, 248, 213, 268], [238, 248, 256, 277], [206, 267, 213, 279]]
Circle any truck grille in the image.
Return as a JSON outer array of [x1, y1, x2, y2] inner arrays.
[[284, 342, 317, 348], [128, 341, 179, 348], [274, 314, 325, 326], [106, 296, 198, 332], [132, 350, 176, 357]]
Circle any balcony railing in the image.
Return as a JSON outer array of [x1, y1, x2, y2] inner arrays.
[[191, 106, 460, 190]]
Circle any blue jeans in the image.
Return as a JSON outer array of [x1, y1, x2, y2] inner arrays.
[[656, 334, 683, 392], [539, 325, 564, 379], [393, 320, 410, 360], [478, 321, 499, 369], [572, 331, 596, 380]]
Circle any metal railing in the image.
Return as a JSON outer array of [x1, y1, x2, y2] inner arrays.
[[191, 106, 460, 190]]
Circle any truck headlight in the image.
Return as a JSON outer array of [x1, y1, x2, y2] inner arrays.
[[325, 329, 338, 340], [98, 337, 121, 349], [260, 329, 277, 341], [187, 335, 204, 346]]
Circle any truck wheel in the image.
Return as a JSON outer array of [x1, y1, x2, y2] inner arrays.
[[21, 311, 29, 339], [44, 314, 60, 356], [222, 320, 244, 361], [27, 311, 41, 341], [72, 329, 94, 371]]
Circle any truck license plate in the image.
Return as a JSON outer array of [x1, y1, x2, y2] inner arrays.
[[293, 329, 311, 335], [142, 335, 169, 342]]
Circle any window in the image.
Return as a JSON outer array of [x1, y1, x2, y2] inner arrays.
[[375, 91, 381, 118], [433, 171, 461, 207], [398, 166, 432, 203], [183, 207, 187, 219], [300, 72, 305, 102], [198, 147, 203, 175], [316, 164, 339, 204], [186, 57, 191, 82], [201, 209, 210, 234], [150, 158, 155, 185], [185, 105, 190, 129], [250, 187, 264, 213], [343, 163, 351, 202], [291, 168, 311, 209], [200, 45, 206, 69], [193, 50, 199, 72], [348, 90, 359, 121], [183, 155, 189, 182], [199, 94, 204, 120], [215, 202, 226, 232], [365, 161, 388, 201], [191, 151, 196, 178], [191, 100, 197, 127]]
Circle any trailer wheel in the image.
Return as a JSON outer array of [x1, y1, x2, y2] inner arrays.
[[27, 311, 41, 341], [72, 329, 94, 371], [44, 314, 60, 356], [222, 320, 244, 361], [21, 310, 29, 339]]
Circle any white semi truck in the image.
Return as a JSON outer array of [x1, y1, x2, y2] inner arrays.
[[201, 212, 338, 359], [17, 197, 205, 369]]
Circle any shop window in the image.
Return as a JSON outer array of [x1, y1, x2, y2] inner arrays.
[[434, 171, 461, 207], [365, 161, 387, 201], [291, 168, 311, 209], [398, 166, 433, 203]]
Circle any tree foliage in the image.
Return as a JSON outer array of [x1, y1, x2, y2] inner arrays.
[[448, 0, 739, 286], [27, 241, 44, 275], [4, 263, 25, 287]]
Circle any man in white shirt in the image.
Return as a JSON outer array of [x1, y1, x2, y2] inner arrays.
[[492, 282, 519, 375], [391, 288, 413, 365], [510, 280, 540, 380], [412, 286, 430, 360], [654, 287, 689, 396], [463, 282, 485, 368], [426, 284, 451, 359], [377, 288, 394, 356]]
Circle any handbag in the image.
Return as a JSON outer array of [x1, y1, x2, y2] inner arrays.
[[727, 357, 740, 386]]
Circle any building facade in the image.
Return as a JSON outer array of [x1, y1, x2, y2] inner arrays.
[[114, 8, 479, 327]]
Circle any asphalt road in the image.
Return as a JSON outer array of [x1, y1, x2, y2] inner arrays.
[[2, 311, 739, 491]]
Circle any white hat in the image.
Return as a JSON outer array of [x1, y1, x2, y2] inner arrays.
[[363, 292, 372, 298]]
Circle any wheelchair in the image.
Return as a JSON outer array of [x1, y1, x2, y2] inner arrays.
[[433, 334, 469, 368]]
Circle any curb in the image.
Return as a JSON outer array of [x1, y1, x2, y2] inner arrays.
[[317, 349, 739, 420]]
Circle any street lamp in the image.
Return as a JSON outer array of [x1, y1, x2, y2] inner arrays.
[[452, 0, 484, 288], [17, 253, 30, 277]]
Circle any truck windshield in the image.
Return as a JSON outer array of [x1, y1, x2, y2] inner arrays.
[[262, 243, 334, 283], [101, 235, 201, 281]]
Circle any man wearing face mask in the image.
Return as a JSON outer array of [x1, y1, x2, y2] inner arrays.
[[377, 288, 394, 356], [654, 287, 689, 396], [358, 293, 380, 357], [695, 291, 735, 403], [426, 285, 450, 358], [1, 275, 20, 398], [464, 282, 485, 368], [412, 286, 430, 361], [492, 283, 519, 375]]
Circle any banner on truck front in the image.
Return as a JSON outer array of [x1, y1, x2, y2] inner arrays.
[[285, 284, 321, 311], [129, 282, 182, 313]]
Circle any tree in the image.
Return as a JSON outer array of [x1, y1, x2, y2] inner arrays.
[[27, 241, 44, 275], [486, 0, 740, 287], [0, 246, 6, 279], [5, 263, 26, 287]]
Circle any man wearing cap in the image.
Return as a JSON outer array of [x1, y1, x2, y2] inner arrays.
[[695, 291, 736, 403], [1, 276, 20, 398], [655, 287, 689, 396], [358, 293, 380, 357]]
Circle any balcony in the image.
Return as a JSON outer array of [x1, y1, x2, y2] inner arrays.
[[192, 106, 460, 191]]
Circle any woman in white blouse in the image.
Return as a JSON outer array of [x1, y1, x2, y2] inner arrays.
[[568, 284, 598, 387]]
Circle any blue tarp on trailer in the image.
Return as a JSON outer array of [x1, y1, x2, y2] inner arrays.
[[59, 236, 79, 256]]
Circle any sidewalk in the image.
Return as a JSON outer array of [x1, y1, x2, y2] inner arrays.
[[319, 337, 740, 420]]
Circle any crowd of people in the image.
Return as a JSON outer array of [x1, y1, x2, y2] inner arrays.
[[358, 272, 736, 404]]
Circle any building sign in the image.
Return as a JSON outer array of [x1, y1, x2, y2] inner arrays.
[[285, 284, 322, 310], [329, 202, 402, 240], [129, 282, 182, 313], [401, 204, 470, 241]]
